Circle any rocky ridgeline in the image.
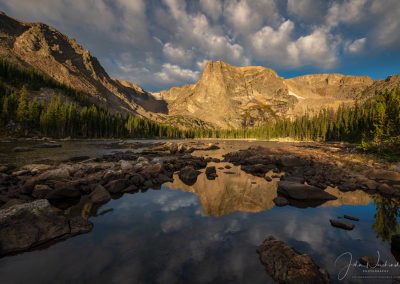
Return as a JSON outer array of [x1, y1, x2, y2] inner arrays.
[[224, 145, 400, 207], [0, 141, 220, 256]]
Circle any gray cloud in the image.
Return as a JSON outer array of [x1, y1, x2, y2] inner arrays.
[[0, 0, 399, 90]]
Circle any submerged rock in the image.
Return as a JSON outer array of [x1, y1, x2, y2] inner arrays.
[[329, 219, 355, 230], [257, 236, 329, 284], [278, 181, 337, 201]]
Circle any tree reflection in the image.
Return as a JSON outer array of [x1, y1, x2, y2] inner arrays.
[[373, 195, 400, 242]]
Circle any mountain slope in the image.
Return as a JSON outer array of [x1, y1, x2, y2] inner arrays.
[[160, 61, 294, 128], [159, 61, 376, 128], [0, 11, 165, 117]]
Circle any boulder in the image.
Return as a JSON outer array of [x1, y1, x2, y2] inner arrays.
[[0, 200, 69, 256], [377, 183, 395, 195], [277, 155, 309, 167], [21, 164, 52, 173], [179, 166, 200, 185], [205, 166, 217, 180], [105, 179, 129, 194], [46, 181, 81, 200], [278, 181, 337, 200], [36, 168, 70, 182], [257, 236, 329, 284], [329, 219, 355, 230], [273, 196, 289, 207], [120, 160, 133, 171], [265, 175, 272, 182], [89, 184, 111, 204], [32, 184, 52, 199], [368, 169, 400, 183]]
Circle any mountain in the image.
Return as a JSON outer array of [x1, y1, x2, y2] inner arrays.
[[0, 11, 165, 118], [159, 61, 377, 128]]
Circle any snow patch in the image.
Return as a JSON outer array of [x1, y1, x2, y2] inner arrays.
[[288, 90, 305, 100]]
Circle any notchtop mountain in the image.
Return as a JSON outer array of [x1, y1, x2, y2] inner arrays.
[[1, 11, 399, 129]]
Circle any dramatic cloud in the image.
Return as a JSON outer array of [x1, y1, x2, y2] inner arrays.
[[0, 0, 399, 90]]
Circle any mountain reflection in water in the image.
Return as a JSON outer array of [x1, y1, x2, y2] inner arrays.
[[165, 162, 373, 217]]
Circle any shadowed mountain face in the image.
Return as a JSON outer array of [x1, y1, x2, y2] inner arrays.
[[159, 61, 379, 128], [0, 12, 167, 117]]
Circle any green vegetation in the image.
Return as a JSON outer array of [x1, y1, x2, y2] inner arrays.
[[0, 60, 188, 138], [0, 59, 399, 155]]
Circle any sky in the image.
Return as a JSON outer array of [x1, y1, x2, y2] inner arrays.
[[0, 0, 399, 92]]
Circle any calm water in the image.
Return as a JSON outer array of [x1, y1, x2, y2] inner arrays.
[[0, 140, 399, 283]]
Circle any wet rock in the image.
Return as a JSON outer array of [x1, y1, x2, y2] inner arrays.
[[0, 200, 70, 256], [33, 143, 62, 148], [179, 166, 200, 185], [257, 236, 329, 284], [329, 219, 355, 230], [122, 184, 138, 193], [273, 196, 289, 207], [13, 147, 34, 152], [391, 234, 400, 251], [343, 215, 359, 221], [64, 156, 90, 163], [205, 166, 217, 180], [32, 184, 52, 199], [89, 184, 111, 204], [359, 256, 383, 267], [241, 164, 274, 176], [105, 179, 129, 194], [278, 181, 337, 201]]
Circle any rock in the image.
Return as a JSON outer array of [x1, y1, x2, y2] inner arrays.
[[46, 183, 81, 200], [241, 164, 274, 176], [329, 219, 355, 230], [265, 175, 272, 182], [0, 199, 27, 210], [89, 184, 111, 204], [273, 196, 289, 207], [179, 166, 200, 185], [105, 179, 129, 193], [391, 234, 400, 251], [69, 216, 93, 235], [205, 166, 217, 180], [343, 215, 359, 221], [33, 143, 62, 148], [120, 160, 133, 171], [257, 236, 329, 284], [32, 184, 51, 199], [278, 181, 337, 201], [361, 179, 379, 190], [122, 184, 138, 193], [368, 169, 400, 183], [13, 147, 34, 152], [224, 165, 232, 169], [359, 256, 383, 267], [37, 168, 70, 181], [130, 174, 145, 186], [278, 155, 309, 167], [0, 200, 70, 256], [65, 156, 90, 162], [377, 183, 395, 195], [22, 164, 52, 173]]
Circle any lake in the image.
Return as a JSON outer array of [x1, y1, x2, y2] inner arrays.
[[0, 139, 399, 283]]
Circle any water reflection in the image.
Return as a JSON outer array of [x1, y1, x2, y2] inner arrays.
[[373, 196, 400, 242]]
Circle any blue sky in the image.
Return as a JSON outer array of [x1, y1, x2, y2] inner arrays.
[[0, 0, 399, 91]]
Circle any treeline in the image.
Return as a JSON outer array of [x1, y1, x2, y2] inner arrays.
[[196, 89, 399, 143], [0, 60, 188, 138]]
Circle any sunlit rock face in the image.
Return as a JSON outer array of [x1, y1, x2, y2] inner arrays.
[[0, 12, 165, 118], [160, 61, 376, 128]]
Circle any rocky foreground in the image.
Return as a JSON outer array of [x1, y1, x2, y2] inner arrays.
[[0, 140, 399, 277]]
